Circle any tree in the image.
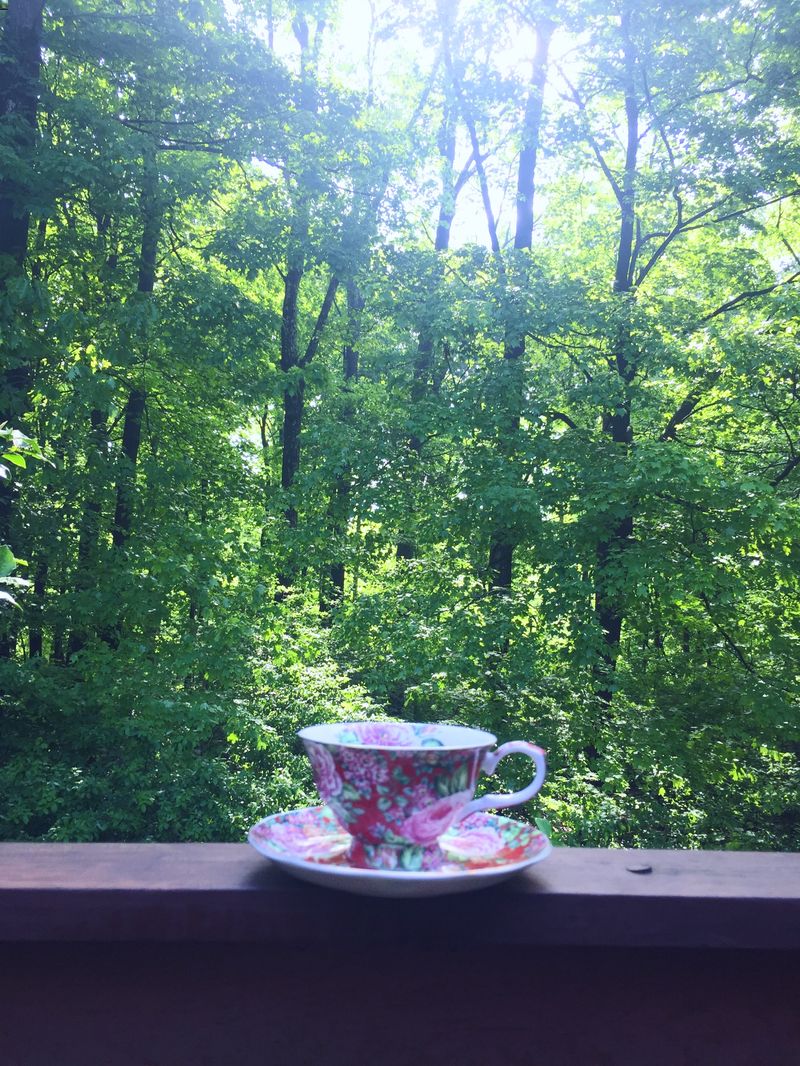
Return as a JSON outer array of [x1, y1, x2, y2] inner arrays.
[[0, 0, 797, 852], [0, 0, 45, 655]]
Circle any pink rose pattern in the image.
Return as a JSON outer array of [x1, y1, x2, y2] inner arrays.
[[334, 723, 442, 747], [441, 823, 505, 859], [252, 806, 350, 862], [352, 723, 414, 746], [252, 806, 548, 872], [402, 790, 473, 846], [306, 742, 342, 801], [268, 820, 347, 860], [302, 739, 484, 870]]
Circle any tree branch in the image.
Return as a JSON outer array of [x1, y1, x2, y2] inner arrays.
[[545, 410, 578, 430], [443, 51, 501, 254], [771, 451, 800, 487], [299, 275, 339, 368], [560, 69, 624, 207], [694, 270, 800, 327], [681, 190, 800, 236], [406, 50, 442, 132], [659, 371, 722, 440], [699, 592, 756, 675], [452, 149, 478, 199]]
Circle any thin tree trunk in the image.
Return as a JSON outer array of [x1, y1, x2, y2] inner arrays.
[[280, 380, 303, 534], [278, 250, 304, 536], [275, 233, 340, 592], [20, 214, 49, 657], [352, 508, 362, 600], [276, 19, 323, 594], [111, 150, 160, 553], [51, 584, 65, 664], [276, 258, 339, 592], [0, 0, 45, 426], [27, 554, 47, 657], [67, 215, 120, 655], [593, 10, 638, 702], [396, 99, 460, 560], [321, 282, 363, 615], [29, 214, 47, 281], [67, 408, 108, 656], [487, 18, 553, 592], [111, 389, 146, 550], [0, 0, 44, 275], [0, 0, 45, 658]]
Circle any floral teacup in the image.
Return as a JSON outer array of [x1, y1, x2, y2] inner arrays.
[[298, 721, 546, 872]]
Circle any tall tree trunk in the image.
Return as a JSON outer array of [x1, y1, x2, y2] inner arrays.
[[276, 17, 320, 594], [0, 0, 45, 426], [111, 150, 160, 554], [111, 388, 146, 550], [593, 11, 638, 701], [278, 256, 304, 537], [396, 100, 460, 560], [487, 18, 553, 592], [0, 0, 44, 276], [67, 218, 119, 655], [321, 282, 363, 614], [27, 554, 46, 657], [275, 249, 339, 594], [51, 572, 66, 664], [22, 214, 51, 658], [67, 409, 109, 656], [102, 149, 159, 643], [0, 0, 45, 658]]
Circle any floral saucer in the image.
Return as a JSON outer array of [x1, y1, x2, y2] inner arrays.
[[247, 805, 551, 897]]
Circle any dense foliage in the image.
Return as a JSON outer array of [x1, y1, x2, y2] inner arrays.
[[1, 0, 798, 849]]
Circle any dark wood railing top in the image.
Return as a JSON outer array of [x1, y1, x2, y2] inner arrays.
[[1, 843, 798, 949]]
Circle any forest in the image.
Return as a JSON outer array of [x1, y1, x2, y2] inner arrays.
[[0, 0, 798, 850]]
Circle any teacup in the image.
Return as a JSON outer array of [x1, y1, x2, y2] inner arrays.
[[298, 721, 546, 871]]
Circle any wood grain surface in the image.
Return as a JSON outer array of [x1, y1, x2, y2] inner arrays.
[[0, 843, 798, 949]]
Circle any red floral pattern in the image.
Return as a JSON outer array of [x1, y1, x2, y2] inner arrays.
[[303, 739, 484, 869]]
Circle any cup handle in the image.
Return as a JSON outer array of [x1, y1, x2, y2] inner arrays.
[[458, 742, 546, 820]]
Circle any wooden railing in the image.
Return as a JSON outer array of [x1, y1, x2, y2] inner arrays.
[[1, 844, 799, 1065]]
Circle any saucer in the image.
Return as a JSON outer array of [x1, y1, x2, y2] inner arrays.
[[247, 805, 551, 897]]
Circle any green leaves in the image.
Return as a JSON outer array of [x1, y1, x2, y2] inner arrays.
[[0, 425, 47, 482], [0, 546, 16, 578], [0, 547, 28, 609], [534, 817, 552, 840], [436, 764, 470, 797], [0, 0, 797, 852]]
